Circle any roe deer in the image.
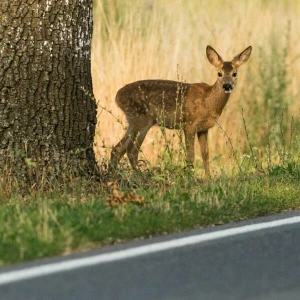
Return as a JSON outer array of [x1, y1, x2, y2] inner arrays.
[[110, 45, 252, 176]]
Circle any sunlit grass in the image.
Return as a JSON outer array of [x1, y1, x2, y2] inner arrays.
[[91, 0, 300, 173]]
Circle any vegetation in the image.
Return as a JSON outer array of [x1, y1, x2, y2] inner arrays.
[[1, 0, 300, 267], [1, 155, 300, 267], [1, 108, 300, 266], [92, 0, 300, 167]]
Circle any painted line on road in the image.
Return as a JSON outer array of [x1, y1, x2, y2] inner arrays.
[[0, 215, 300, 286]]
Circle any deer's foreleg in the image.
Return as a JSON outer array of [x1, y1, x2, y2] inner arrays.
[[197, 130, 210, 177]]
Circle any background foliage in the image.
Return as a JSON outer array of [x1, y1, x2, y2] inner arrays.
[[92, 0, 300, 175]]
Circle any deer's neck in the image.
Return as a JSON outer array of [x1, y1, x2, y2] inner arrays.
[[209, 80, 231, 115]]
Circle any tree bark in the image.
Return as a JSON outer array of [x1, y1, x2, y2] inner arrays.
[[0, 0, 98, 182]]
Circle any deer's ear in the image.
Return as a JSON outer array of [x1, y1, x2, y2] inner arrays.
[[206, 46, 224, 68], [232, 46, 252, 68]]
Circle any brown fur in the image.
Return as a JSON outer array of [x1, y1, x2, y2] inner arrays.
[[110, 45, 252, 176]]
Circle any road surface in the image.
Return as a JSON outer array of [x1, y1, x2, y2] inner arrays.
[[0, 210, 300, 300]]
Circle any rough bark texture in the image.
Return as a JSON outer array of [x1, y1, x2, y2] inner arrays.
[[0, 0, 98, 180]]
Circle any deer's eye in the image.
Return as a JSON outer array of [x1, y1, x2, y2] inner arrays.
[[218, 72, 222, 77], [233, 72, 237, 77]]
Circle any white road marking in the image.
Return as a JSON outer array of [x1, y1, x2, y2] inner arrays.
[[0, 215, 300, 286]]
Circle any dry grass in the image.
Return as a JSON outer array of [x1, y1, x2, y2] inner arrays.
[[91, 0, 300, 175]]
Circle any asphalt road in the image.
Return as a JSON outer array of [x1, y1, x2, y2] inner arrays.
[[1, 210, 300, 300]]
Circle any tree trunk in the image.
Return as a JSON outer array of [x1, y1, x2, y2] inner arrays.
[[0, 0, 99, 183]]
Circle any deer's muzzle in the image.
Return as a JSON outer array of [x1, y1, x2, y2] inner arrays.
[[222, 83, 233, 93]]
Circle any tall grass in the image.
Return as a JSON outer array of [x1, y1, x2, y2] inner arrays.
[[92, 0, 300, 175]]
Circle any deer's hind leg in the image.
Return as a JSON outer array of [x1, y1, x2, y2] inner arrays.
[[110, 125, 139, 171], [127, 118, 155, 168], [184, 125, 196, 167]]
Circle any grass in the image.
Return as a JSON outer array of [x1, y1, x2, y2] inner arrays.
[[92, 0, 300, 166], [1, 0, 300, 267], [1, 154, 300, 267]]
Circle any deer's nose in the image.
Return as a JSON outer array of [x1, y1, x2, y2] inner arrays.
[[222, 83, 232, 92]]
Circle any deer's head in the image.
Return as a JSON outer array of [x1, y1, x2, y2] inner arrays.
[[206, 45, 252, 94]]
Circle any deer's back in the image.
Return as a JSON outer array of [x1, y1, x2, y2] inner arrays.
[[116, 80, 190, 127]]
